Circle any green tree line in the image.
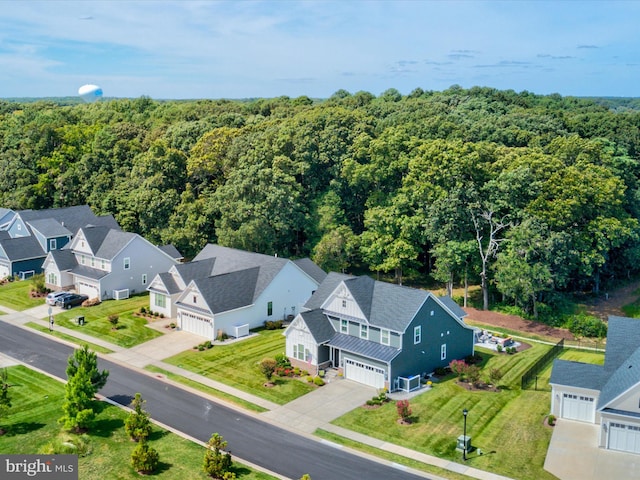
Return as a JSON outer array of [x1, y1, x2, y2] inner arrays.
[[2, 86, 640, 317]]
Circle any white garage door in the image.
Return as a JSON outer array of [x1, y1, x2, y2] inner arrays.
[[78, 281, 99, 299], [344, 358, 385, 389], [561, 393, 595, 422], [179, 312, 214, 339], [609, 423, 640, 454]]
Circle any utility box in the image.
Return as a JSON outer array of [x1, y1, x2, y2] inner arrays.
[[456, 435, 472, 452], [76, 316, 85, 326]]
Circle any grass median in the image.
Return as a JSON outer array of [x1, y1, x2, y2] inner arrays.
[[0, 365, 276, 480]]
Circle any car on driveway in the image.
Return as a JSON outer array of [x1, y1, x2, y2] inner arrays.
[[46, 291, 70, 306], [56, 293, 88, 309]]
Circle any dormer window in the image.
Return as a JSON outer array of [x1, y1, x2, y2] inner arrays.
[[49, 239, 57, 250]]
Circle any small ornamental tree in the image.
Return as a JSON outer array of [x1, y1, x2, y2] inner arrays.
[[466, 364, 481, 386], [396, 400, 412, 422], [259, 358, 277, 382], [125, 393, 152, 442], [59, 346, 109, 433], [449, 359, 468, 379], [488, 368, 503, 385], [203, 433, 235, 479], [108, 315, 119, 329], [0, 368, 12, 435], [131, 441, 159, 474]]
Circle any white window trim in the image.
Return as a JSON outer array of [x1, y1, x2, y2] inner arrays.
[[441, 343, 447, 360], [360, 324, 368, 340], [49, 239, 57, 250], [340, 319, 348, 333], [124, 257, 130, 270], [142, 273, 147, 285], [381, 328, 390, 346], [414, 325, 422, 344]]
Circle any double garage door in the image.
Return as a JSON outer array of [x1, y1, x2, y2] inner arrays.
[[609, 422, 640, 454], [344, 358, 385, 389], [179, 312, 214, 339], [561, 393, 595, 423]]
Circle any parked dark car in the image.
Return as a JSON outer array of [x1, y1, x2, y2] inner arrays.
[[56, 293, 88, 309]]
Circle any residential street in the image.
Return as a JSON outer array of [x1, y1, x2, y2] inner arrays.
[[0, 318, 429, 480]]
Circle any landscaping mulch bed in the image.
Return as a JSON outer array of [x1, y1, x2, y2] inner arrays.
[[456, 380, 500, 393], [464, 307, 575, 340]]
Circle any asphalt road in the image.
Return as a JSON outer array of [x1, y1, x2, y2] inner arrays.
[[0, 320, 429, 480]]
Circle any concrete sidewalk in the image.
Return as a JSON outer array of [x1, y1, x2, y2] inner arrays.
[[1, 305, 514, 480]]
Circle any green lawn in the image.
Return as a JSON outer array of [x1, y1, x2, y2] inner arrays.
[[25, 322, 114, 354], [0, 365, 276, 480], [145, 365, 267, 413], [0, 280, 45, 311], [52, 295, 162, 348], [331, 343, 560, 480], [164, 329, 316, 405]]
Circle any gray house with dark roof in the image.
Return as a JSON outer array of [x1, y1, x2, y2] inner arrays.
[[0, 205, 119, 279], [147, 244, 326, 339], [284, 273, 475, 391], [43, 225, 179, 300], [550, 316, 640, 455]]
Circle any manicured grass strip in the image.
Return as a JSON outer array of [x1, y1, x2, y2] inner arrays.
[[52, 295, 161, 348], [331, 343, 558, 480], [534, 348, 605, 391], [26, 322, 114, 354], [164, 329, 315, 405], [0, 280, 44, 311], [314, 429, 471, 480], [145, 365, 267, 413], [0, 365, 276, 480]]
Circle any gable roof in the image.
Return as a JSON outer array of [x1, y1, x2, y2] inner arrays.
[[599, 345, 640, 409], [304, 272, 352, 310], [189, 267, 261, 314], [153, 272, 181, 295], [310, 273, 434, 332], [0, 236, 45, 261], [158, 244, 183, 261], [174, 258, 216, 284], [603, 316, 640, 371], [77, 226, 136, 259], [439, 295, 467, 318], [298, 309, 336, 344], [27, 218, 73, 238], [48, 249, 77, 271], [550, 359, 608, 391], [293, 258, 327, 284], [17, 205, 119, 234]]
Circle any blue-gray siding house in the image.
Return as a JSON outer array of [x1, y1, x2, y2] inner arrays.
[[0, 205, 119, 280], [284, 273, 475, 391]]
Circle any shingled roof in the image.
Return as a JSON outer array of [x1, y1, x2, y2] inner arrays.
[[17, 205, 119, 234]]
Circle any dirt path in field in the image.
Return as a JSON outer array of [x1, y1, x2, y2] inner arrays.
[[462, 281, 640, 339], [583, 280, 640, 320], [463, 307, 575, 340]]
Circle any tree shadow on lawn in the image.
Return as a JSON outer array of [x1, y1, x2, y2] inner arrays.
[[148, 429, 169, 442], [2, 421, 46, 436], [149, 460, 172, 475], [91, 418, 124, 438]]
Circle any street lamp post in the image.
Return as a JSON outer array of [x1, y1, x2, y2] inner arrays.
[[462, 408, 468, 461]]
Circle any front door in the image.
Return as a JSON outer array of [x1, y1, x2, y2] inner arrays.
[[332, 348, 340, 368]]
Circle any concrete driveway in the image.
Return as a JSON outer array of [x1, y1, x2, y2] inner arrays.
[[261, 377, 376, 433], [544, 419, 640, 479], [107, 329, 204, 367]]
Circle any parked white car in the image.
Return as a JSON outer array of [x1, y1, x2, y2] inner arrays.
[[46, 291, 69, 306]]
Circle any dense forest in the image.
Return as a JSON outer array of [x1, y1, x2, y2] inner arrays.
[[2, 86, 640, 323]]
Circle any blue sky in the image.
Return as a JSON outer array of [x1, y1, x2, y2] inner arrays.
[[1, 0, 639, 99]]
